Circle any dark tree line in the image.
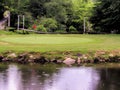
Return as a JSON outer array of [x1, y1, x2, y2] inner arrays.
[[0, 0, 120, 33], [0, 0, 95, 33], [90, 0, 120, 33]]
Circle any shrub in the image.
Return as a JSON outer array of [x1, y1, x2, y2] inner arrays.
[[36, 25, 47, 32], [55, 30, 67, 33], [40, 17, 58, 32], [58, 24, 66, 31], [69, 26, 78, 33]]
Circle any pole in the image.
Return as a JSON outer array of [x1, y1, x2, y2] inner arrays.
[[17, 15, 20, 30], [83, 17, 86, 34], [8, 12, 10, 27], [23, 15, 25, 30]]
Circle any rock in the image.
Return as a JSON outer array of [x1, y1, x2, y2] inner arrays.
[[82, 55, 88, 60], [77, 53, 82, 57], [77, 57, 81, 65], [34, 56, 47, 64], [2, 57, 9, 62], [28, 59, 34, 63], [109, 54, 114, 57], [0, 55, 3, 62], [94, 58, 99, 63], [28, 55, 35, 63], [63, 58, 76, 66], [85, 60, 91, 63], [96, 51, 106, 55], [109, 55, 120, 62], [7, 53, 17, 58], [57, 60, 62, 63], [29, 55, 34, 59], [17, 54, 28, 64], [51, 59, 57, 63], [52, 59, 62, 64]]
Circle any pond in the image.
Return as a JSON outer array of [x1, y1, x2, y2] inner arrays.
[[0, 64, 120, 90]]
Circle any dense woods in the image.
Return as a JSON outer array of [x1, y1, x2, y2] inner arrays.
[[0, 0, 120, 33], [90, 0, 120, 33]]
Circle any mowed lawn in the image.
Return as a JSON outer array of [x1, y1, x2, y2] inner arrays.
[[0, 33, 120, 53]]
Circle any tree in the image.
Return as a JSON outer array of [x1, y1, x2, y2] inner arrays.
[[28, 0, 51, 18], [39, 17, 57, 32], [45, 0, 68, 24], [0, 0, 31, 27], [0, 1, 5, 19], [71, 0, 95, 33], [0, 0, 95, 32], [90, 0, 120, 33]]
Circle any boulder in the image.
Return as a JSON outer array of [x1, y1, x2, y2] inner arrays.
[[7, 53, 17, 58], [63, 57, 76, 66], [51, 59, 62, 64], [0, 55, 3, 62], [34, 56, 48, 64]]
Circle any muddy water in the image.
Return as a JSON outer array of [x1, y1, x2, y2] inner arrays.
[[0, 64, 120, 90]]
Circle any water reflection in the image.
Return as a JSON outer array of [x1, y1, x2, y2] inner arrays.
[[43, 67, 100, 90], [96, 68, 120, 90], [0, 65, 23, 90], [22, 68, 44, 90], [0, 64, 120, 90], [7, 65, 23, 90]]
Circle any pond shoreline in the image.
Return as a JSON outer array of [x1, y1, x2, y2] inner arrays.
[[0, 50, 120, 66]]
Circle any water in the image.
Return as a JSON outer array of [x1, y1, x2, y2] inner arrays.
[[0, 64, 120, 90]]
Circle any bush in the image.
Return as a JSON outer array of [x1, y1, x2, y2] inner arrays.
[[55, 30, 67, 33], [39, 17, 58, 32], [36, 25, 47, 32], [69, 26, 78, 33], [58, 24, 66, 31], [24, 12, 34, 28]]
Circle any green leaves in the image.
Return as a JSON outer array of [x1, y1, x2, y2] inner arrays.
[[0, 0, 96, 33], [70, 0, 95, 32], [90, 0, 120, 33], [45, 0, 68, 24]]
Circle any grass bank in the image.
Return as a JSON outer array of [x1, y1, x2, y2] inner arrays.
[[0, 31, 120, 53]]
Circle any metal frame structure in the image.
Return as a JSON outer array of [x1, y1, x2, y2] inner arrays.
[[17, 15, 25, 30]]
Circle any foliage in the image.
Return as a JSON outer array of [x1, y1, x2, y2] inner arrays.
[[24, 12, 34, 28], [44, 0, 68, 29], [0, 30, 16, 35], [54, 30, 67, 33], [0, 1, 5, 19], [36, 25, 47, 32], [90, 0, 120, 33], [71, 0, 95, 32], [0, 0, 31, 27], [28, 0, 51, 17], [40, 17, 57, 32], [69, 26, 78, 33], [0, 0, 96, 33]]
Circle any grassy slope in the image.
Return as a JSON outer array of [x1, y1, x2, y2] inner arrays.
[[0, 31, 120, 53]]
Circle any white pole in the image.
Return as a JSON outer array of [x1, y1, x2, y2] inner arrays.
[[83, 17, 86, 34], [8, 12, 10, 27], [17, 15, 20, 30], [23, 15, 25, 30]]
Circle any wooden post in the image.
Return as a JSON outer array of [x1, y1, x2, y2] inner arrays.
[[8, 12, 10, 27], [23, 15, 25, 33], [17, 15, 20, 30], [83, 17, 86, 34], [23, 15, 25, 30]]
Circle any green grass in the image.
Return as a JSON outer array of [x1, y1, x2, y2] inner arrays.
[[0, 31, 120, 53], [1, 35, 93, 44]]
